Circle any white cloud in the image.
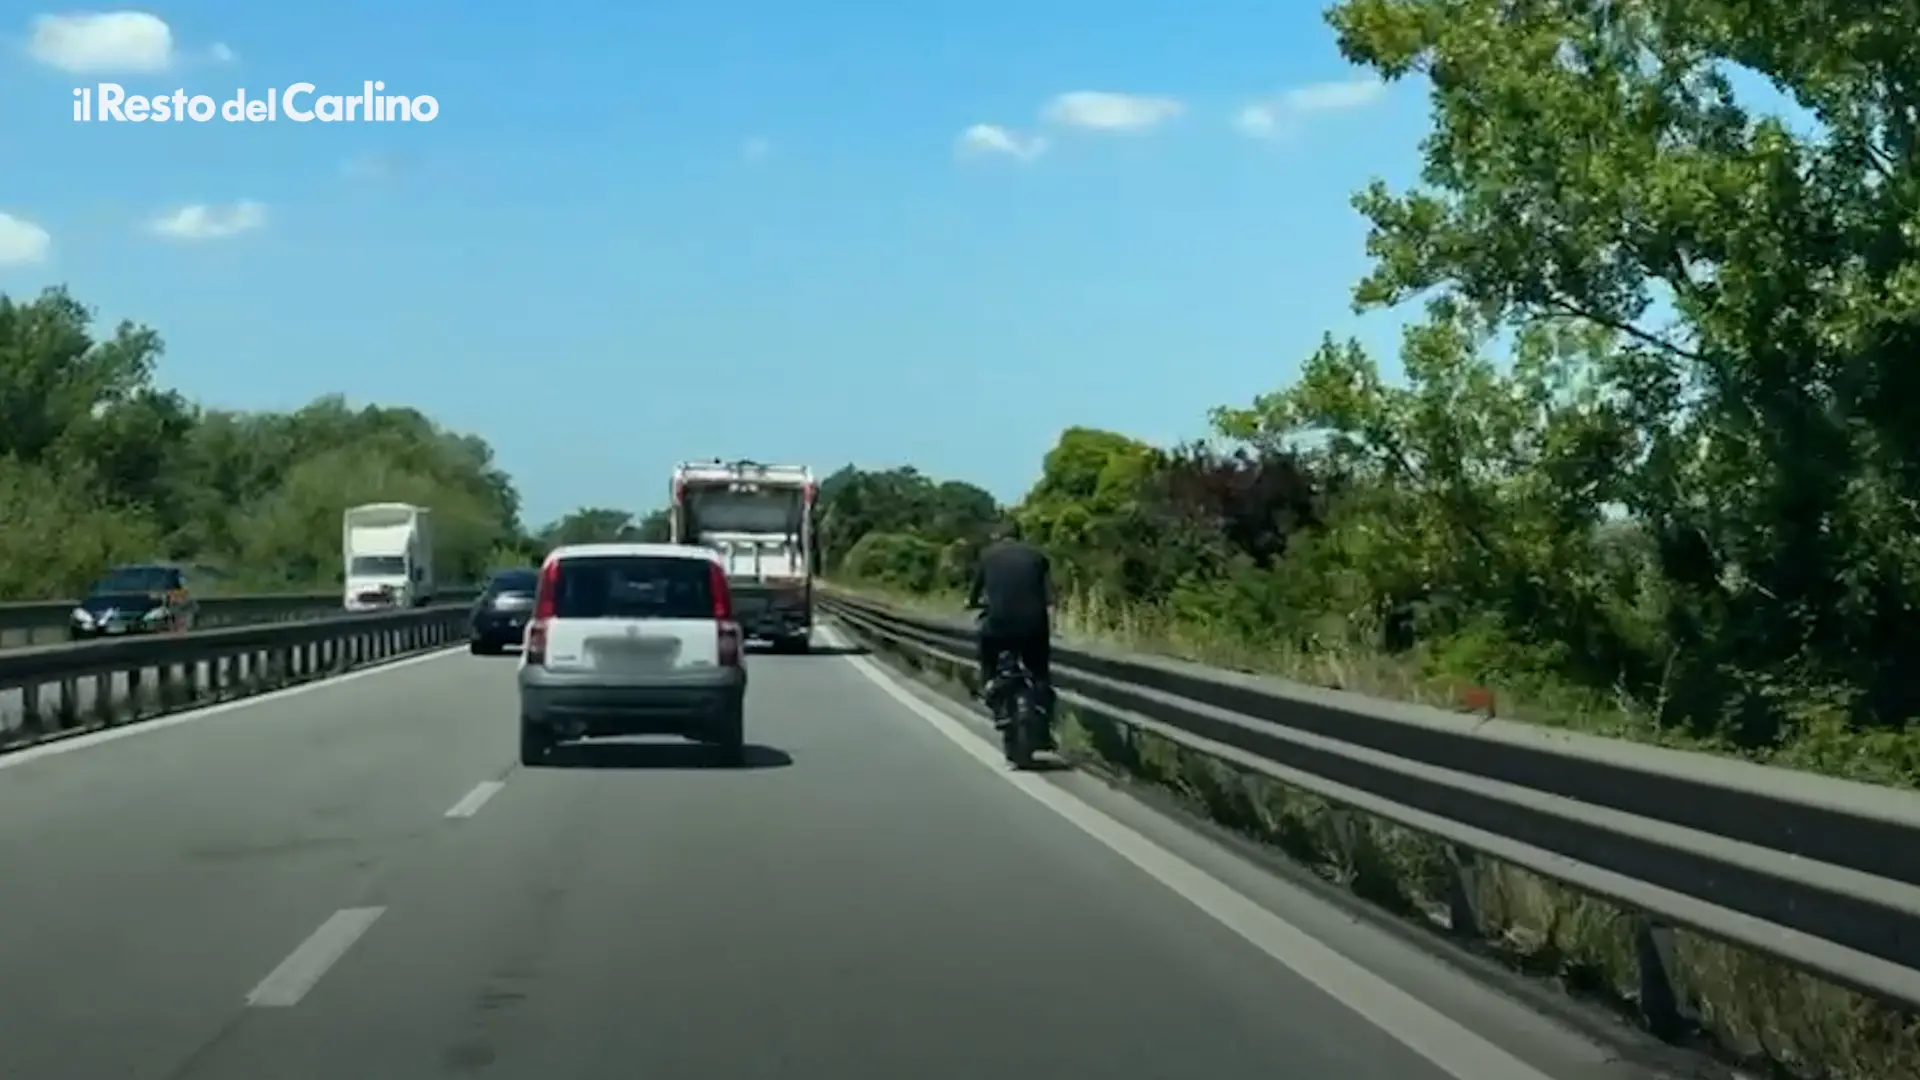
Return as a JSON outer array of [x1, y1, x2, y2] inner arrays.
[[1232, 104, 1280, 138], [28, 11, 174, 74], [1041, 91, 1183, 132], [207, 41, 234, 63], [955, 123, 1047, 161], [339, 152, 399, 179], [742, 136, 771, 163], [1234, 78, 1386, 138], [148, 201, 266, 241], [1284, 78, 1386, 113], [0, 213, 51, 265]]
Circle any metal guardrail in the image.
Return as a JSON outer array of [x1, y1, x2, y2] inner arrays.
[[0, 602, 476, 752], [819, 587, 1920, 1036], [0, 586, 483, 649]]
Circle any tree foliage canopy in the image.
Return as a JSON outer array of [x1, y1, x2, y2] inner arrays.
[[0, 287, 550, 596], [828, 0, 1920, 771], [534, 507, 671, 550]]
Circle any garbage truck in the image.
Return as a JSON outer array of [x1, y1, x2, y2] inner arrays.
[[669, 460, 815, 652]]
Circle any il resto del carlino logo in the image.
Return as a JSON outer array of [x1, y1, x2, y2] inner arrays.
[[72, 81, 439, 123]]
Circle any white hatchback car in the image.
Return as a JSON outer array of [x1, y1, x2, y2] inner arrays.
[[516, 543, 747, 765]]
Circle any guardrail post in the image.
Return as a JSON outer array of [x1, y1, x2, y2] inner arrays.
[[18, 682, 42, 737], [1633, 916, 1688, 1040], [1327, 808, 1359, 872], [1443, 845, 1482, 939], [155, 661, 175, 712], [54, 678, 77, 730], [125, 666, 144, 719]]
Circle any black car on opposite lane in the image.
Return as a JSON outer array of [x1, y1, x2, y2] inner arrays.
[[70, 563, 199, 640], [469, 568, 538, 654]]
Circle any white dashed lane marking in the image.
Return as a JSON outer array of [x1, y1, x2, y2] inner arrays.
[[444, 780, 504, 819], [245, 907, 387, 1008]]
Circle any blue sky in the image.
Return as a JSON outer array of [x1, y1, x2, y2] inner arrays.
[[0, 2, 1436, 524]]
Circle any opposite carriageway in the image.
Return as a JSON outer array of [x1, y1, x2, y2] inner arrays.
[[0, 587, 479, 743]]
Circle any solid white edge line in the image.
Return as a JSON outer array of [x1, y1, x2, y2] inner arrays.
[[444, 780, 505, 819], [245, 906, 387, 1008], [0, 647, 467, 772], [817, 624, 1554, 1080]]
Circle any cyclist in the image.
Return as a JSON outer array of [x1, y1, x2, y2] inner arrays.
[[966, 519, 1054, 731]]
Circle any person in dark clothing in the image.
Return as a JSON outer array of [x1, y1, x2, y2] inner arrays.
[[967, 520, 1054, 723]]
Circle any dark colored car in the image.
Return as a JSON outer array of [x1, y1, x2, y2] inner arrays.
[[71, 564, 199, 640], [469, 568, 538, 654]]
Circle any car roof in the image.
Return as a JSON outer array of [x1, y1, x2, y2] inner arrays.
[[546, 542, 720, 564]]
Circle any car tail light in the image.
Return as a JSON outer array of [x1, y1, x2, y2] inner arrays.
[[710, 561, 741, 666], [707, 561, 732, 620], [525, 557, 560, 665]]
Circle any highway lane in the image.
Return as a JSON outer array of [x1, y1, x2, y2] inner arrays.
[[0, 637, 1651, 1080]]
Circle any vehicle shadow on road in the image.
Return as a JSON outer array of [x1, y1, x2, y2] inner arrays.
[[541, 740, 793, 771], [799, 642, 869, 657], [469, 646, 523, 658], [745, 642, 869, 657]]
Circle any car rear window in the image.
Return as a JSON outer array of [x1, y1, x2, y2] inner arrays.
[[551, 556, 714, 620], [488, 570, 538, 596]]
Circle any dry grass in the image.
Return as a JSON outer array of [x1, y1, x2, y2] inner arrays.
[[829, 580, 1920, 1080]]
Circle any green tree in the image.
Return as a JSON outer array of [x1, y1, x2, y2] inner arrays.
[[1314, 0, 1920, 733], [538, 507, 642, 548], [634, 508, 671, 542], [815, 465, 1001, 585], [0, 286, 531, 599]]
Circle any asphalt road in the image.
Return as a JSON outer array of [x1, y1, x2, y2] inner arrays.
[[0, 631, 1657, 1080]]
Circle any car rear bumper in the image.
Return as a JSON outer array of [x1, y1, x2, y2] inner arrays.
[[518, 666, 746, 736], [471, 613, 529, 643]]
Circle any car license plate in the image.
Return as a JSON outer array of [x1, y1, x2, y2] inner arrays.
[[106, 624, 126, 634], [592, 636, 674, 672]]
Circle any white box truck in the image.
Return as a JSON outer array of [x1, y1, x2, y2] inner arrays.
[[342, 503, 435, 610]]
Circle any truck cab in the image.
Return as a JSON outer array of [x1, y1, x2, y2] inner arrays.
[[343, 502, 436, 610]]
